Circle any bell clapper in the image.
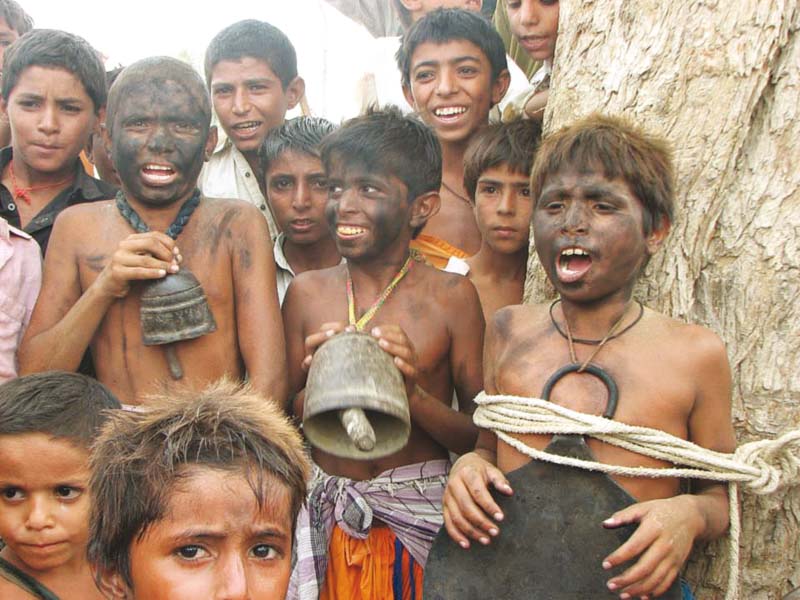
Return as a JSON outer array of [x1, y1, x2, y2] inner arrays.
[[339, 408, 376, 451], [165, 345, 184, 380]]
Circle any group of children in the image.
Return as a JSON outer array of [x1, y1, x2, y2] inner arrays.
[[0, 0, 738, 599]]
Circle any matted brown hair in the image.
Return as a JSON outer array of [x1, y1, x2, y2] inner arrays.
[[463, 119, 543, 201], [529, 114, 675, 234], [87, 379, 309, 587]]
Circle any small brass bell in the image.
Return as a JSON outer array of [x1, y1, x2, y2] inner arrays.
[[140, 269, 217, 380], [303, 332, 411, 460]]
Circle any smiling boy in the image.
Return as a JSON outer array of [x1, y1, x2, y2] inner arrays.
[[397, 8, 510, 266], [201, 19, 305, 241], [445, 119, 541, 323], [0, 29, 116, 256], [442, 115, 735, 599], [283, 107, 484, 599], [0, 371, 120, 600], [261, 116, 341, 305], [88, 380, 309, 600], [18, 57, 286, 407]]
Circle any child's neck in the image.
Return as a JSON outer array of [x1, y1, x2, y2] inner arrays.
[[557, 288, 638, 341], [467, 242, 528, 282], [122, 188, 198, 233], [4, 157, 76, 210], [440, 138, 470, 196], [284, 235, 340, 275], [347, 243, 412, 295]]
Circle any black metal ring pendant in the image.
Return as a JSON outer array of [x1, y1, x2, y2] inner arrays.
[[540, 363, 619, 419]]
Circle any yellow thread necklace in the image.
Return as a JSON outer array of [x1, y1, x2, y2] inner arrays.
[[346, 255, 414, 331]]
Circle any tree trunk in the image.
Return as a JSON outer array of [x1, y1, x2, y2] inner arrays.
[[524, 2, 800, 598]]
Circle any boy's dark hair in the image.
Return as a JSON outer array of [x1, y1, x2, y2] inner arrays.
[[396, 8, 508, 89], [2, 29, 106, 113], [88, 380, 310, 588], [260, 116, 336, 175], [204, 19, 298, 89], [320, 106, 441, 237], [0, 371, 121, 448], [463, 119, 543, 200], [530, 114, 675, 235], [106, 57, 211, 135], [0, 0, 33, 36]]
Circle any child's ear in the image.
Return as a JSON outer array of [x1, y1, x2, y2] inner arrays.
[[645, 215, 671, 255], [285, 76, 306, 111], [410, 190, 441, 231], [93, 566, 130, 600], [204, 125, 219, 161], [490, 69, 512, 107]]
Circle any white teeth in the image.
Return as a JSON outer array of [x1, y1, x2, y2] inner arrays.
[[145, 164, 173, 172], [338, 226, 366, 235], [234, 121, 260, 129], [562, 247, 588, 257], [434, 106, 467, 117]]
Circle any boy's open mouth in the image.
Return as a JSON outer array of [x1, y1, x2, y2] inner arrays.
[[556, 247, 592, 283], [231, 121, 262, 135], [433, 106, 468, 123], [337, 224, 368, 239], [141, 163, 177, 186]]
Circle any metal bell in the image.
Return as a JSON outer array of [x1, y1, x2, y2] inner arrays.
[[303, 332, 411, 460], [140, 269, 217, 379]]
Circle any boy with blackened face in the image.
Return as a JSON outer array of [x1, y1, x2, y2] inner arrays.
[[282, 107, 485, 599], [19, 57, 287, 407], [442, 115, 735, 600]]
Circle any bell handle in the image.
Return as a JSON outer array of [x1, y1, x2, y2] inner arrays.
[[165, 345, 184, 380], [339, 408, 376, 451]]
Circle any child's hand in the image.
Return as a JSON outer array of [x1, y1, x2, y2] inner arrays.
[[524, 89, 550, 121], [443, 452, 513, 549], [370, 325, 417, 397], [96, 231, 180, 299], [602, 495, 705, 599], [301, 322, 353, 371]]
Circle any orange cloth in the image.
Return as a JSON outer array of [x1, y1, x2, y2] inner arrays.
[[320, 524, 424, 600], [410, 233, 470, 270]]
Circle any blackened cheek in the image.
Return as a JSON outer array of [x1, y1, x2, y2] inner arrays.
[[112, 134, 143, 190], [324, 199, 338, 229]]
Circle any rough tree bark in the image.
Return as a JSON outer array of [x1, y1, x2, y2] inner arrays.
[[523, 2, 800, 598]]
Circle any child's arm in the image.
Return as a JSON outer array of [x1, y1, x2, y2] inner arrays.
[[602, 326, 736, 598], [442, 307, 515, 547], [19, 208, 177, 373], [233, 204, 288, 404]]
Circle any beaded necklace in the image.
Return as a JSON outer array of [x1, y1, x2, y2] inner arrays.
[[115, 188, 201, 239], [347, 255, 414, 331]]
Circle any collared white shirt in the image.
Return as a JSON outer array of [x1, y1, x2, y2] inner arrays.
[[199, 140, 280, 241], [0, 217, 42, 382]]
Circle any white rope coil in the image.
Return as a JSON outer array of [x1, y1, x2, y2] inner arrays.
[[473, 391, 800, 600]]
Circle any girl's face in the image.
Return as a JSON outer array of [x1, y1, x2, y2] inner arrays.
[[506, 0, 560, 62]]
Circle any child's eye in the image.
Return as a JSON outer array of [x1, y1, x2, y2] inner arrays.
[[479, 184, 498, 195], [506, 0, 521, 8], [311, 178, 329, 191], [250, 544, 278, 560], [360, 184, 380, 195], [414, 70, 435, 83], [458, 66, 478, 76], [174, 121, 198, 133], [176, 545, 209, 560], [520, 187, 531, 198], [328, 185, 343, 198], [54, 486, 81, 500], [1, 486, 24, 501], [271, 177, 293, 191], [61, 104, 83, 114]]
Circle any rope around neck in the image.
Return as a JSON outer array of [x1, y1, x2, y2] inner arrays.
[[473, 392, 800, 600], [115, 189, 201, 240]]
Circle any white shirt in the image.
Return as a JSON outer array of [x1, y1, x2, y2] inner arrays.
[[199, 140, 280, 241]]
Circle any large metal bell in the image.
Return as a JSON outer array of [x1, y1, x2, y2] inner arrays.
[[140, 269, 217, 379], [303, 332, 411, 460]]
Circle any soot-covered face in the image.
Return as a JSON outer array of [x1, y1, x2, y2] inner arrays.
[[108, 79, 212, 207]]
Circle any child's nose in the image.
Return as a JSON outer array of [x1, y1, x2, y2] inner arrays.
[[215, 553, 248, 600], [25, 496, 55, 530], [37, 104, 60, 135]]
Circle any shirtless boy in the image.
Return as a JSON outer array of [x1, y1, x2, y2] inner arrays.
[[445, 119, 541, 323], [397, 8, 511, 266], [442, 115, 735, 599], [89, 381, 309, 600], [0, 371, 120, 600], [18, 57, 286, 406], [283, 107, 484, 599], [261, 116, 341, 305]]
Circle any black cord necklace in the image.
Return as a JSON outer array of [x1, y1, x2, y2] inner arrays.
[[548, 299, 644, 346], [115, 188, 201, 239], [441, 181, 473, 207]]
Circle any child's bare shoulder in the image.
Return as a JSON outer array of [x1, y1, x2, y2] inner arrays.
[[55, 198, 117, 227], [490, 302, 550, 338], [289, 264, 346, 298], [645, 309, 729, 374], [198, 196, 263, 222]]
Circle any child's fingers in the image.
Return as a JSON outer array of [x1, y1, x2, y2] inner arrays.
[[603, 520, 656, 570], [445, 478, 498, 544]]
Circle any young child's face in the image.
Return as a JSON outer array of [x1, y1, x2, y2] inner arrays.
[[1, 66, 97, 176], [506, 0, 560, 62], [404, 39, 507, 146], [0, 433, 92, 573], [533, 167, 661, 302], [474, 163, 532, 254], [109, 79, 213, 207], [325, 158, 412, 261], [0, 17, 20, 80], [266, 150, 332, 246], [121, 467, 293, 600], [210, 57, 296, 157]]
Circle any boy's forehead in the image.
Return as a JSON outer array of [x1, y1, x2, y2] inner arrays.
[[112, 78, 208, 121], [210, 55, 280, 82], [0, 432, 89, 477], [410, 38, 488, 67], [327, 154, 400, 184], [267, 149, 323, 174]]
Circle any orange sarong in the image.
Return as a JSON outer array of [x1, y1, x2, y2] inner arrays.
[[320, 524, 424, 600], [410, 234, 470, 270]]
